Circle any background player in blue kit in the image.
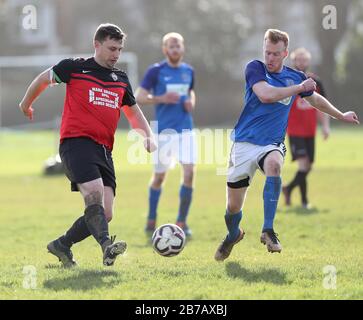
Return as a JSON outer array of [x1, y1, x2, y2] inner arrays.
[[136, 33, 196, 237], [215, 29, 359, 261]]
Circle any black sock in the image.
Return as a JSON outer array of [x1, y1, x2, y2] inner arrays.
[[84, 204, 110, 246], [59, 216, 91, 248], [298, 171, 309, 204], [287, 171, 305, 192]]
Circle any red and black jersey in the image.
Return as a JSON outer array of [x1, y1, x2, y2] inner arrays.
[[52, 57, 136, 150], [287, 74, 326, 138]]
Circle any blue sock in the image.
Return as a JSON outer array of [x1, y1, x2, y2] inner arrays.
[[225, 210, 242, 242], [177, 185, 193, 223], [148, 187, 162, 221], [263, 176, 281, 231]]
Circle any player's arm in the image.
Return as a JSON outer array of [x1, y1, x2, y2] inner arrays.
[[184, 89, 196, 113], [122, 104, 157, 152], [317, 111, 330, 140], [304, 92, 359, 124], [19, 68, 54, 120], [252, 78, 316, 104], [135, 87, 179, 106]]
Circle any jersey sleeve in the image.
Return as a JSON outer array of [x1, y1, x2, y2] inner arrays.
[[121, 77, 137, 107], [315, 78, 326, 97], [298, 71, 314, 98], [140, 64, 160, 91], [52, 58, 78, 84], [245, 60, 268, 87]]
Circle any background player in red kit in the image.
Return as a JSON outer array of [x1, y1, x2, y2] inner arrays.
[[19, 23, 156, 267], [283, 47, 330, 209]]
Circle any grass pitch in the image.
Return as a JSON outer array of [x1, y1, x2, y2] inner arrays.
[[0, 128, 362, 300]]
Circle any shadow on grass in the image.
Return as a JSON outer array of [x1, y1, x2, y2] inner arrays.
[[43, 269, 121, 291], [225, 262, 289, 285], [281, 206, 330, 215]]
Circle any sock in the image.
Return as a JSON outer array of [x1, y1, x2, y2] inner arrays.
[[225, 210, 242, 242], [148, 187, 162, 221], [298, 171, 309, 204], [177, 185, 193, 223], [263, 176, 281, 231], [84, 204, 109, 246], [286, 170, 304, 192], [59, 216, 91, 248]]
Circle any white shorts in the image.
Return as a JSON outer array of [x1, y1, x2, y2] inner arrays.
[[153, 130, 198, 173], [227, 142, 286, 186]]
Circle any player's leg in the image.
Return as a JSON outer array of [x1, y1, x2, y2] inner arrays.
[[176, 164, 195, 236], [145, 134, 172, 233], [214, 184, 247, 261], [56, 212, 91, 251], [47, 178, 105, 268], [260, 150, 284, 253], [54, 145, 117, 250], [296, 155, 312, 208], [47, 138, 101, 267], [298, 137, 314, 208], [55, 185, 116, 249], [102, 185, 127, 266], [146, 171, 167, 233], [175, 130, 197, 236], [78, 178, 109, 246], [283, 136, 308, 206], [215, 142, 255, 261], [104, 186, 115, 222], [226, 185, 248, 241]]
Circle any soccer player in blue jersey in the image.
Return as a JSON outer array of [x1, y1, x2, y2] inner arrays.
[[135, 32, 196, 237], [215, 29, 359, 261]]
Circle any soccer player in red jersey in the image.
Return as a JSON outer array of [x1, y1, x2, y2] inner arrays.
[[283, 48, 330, 209], [19, 23, 156, 267]]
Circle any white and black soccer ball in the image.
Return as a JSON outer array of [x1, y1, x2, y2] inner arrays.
[[152, 224, 186, 257]]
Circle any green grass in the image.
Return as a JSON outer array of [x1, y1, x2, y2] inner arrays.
[[0, 128, 362, 300]]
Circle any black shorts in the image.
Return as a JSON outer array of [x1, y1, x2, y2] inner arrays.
[[288, 136, 315, 162], [59, 137, 116, 195]]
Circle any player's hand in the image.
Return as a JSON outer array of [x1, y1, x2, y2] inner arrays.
[[342, 111, 360, 124], [300, 78, 316, 93], [184, 99, 194, 113], [322, 126, 330, 140], [162, 92, 180, 104], [144, 137, 157, 153], [19, 102, 34, 120]]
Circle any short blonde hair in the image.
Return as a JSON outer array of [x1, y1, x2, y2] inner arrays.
[[290, 47, 312, 61], [162, 32, 184, 46], [264, 29, 289, 49]]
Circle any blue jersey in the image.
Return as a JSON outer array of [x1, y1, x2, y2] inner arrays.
[[232, 60, 313, 145], [140, 61, 194, 133]]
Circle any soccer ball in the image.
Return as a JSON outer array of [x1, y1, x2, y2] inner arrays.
[[152, 224, 186, 257]]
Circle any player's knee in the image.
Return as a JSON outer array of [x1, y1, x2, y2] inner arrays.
[[183, 171, 194, 185], [265, 160, 282, 176], [227, 203, 242, 214], [227, 198, 242, 214], [103, 201, 113, 222], [84, 190, 103, 207], [104, 211, 113, 222], [152, 174, 166, 188]]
